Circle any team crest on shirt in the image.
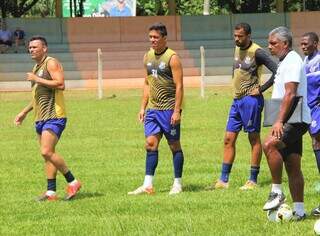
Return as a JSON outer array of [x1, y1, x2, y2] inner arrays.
[[244, 56, 252, 64], [310, 63, 319, 73], [37, 69, 44, 77], [159, 61, 166, 70], [311, 120, 317, 128]]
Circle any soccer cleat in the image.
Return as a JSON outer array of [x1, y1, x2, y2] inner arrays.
[[65, 180, 81, 200], [169, 184, 182, 195], [311, 205, 320, 217], [36, 191, 58, 202], [239, 180, 258, 191], [263, 192, 286, 211], [127, 186, 155, 195], [213, 179, 229, 189], [291, 212, 307, 221]]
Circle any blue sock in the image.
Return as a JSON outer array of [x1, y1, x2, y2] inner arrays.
[[173, 150, 184, 178], [249, 166, 260, 183], [64, 171, 75, 183], [220, 163, 232, 183], [145, 150, 158, 175], [47, 179, 56, 191], [314, 149, 320, 173]]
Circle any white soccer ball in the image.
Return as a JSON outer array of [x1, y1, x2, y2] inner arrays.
[[314, 219, 320, 235], [267, 204, 293, 222]]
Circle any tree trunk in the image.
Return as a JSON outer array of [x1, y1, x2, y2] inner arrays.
[[167, 0, 176, 15], [203, 0, 210, 15], [276, 0, 284, 12]]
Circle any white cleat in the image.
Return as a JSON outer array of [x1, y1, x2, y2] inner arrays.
[[169, 184, 182, 195], [128, 185, 155, 195]]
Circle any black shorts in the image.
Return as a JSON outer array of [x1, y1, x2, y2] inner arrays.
[[279, 122, 309, 158]]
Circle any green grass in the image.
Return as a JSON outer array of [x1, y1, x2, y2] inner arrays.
[[0, 87, 319, 235]]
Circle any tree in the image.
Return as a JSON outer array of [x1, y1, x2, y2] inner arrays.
[[0, 0, 41, 18]]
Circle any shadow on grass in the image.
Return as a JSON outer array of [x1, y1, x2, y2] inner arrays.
[[71, 191, 105, 201]]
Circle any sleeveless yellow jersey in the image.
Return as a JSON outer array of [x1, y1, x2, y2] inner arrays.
[[145, 48, 176, 110], [232, 42, 262, 98], [31, 56, 66, 121]]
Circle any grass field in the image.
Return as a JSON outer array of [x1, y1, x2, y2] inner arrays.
[[0, 87, 319, 235]]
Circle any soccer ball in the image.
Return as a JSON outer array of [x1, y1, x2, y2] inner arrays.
[[314, 219, 320, 235], [267, 204, 293, 222]]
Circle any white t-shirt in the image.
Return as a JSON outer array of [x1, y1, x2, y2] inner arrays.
[[272, 50, 311, 124]]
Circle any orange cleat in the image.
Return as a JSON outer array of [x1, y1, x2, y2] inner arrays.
[[65, 180, 82, 200]]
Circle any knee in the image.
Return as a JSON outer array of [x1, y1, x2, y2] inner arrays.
[[145, 140, 157, 151], [41, 148, 54, 160], [224, 136, 234, 147], [262, 139, 276, 155]]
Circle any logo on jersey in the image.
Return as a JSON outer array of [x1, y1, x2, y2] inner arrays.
[[37, 69, 44, 77], [151, 69, 158, 78], [244, 56, 252, 64], [147, 62, 152, 67], [311, 120, 317, 128], [310, 63, 319, 73], [159, 61, 166, 70]]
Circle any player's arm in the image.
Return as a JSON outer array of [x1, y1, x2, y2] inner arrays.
[[251, 48, 278, 95], [26, 58, 65, 90], [14, 100, 33, 126], [170, 54, 184, 125], [272, 82, 298, 138], [138, 54, 149, 123]]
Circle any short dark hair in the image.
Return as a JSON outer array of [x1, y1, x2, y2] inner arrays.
[[149, 22, 167, 37], [234, 23, 251, 35], [29, 35, 48, 46], [302, 32, 319, 44]]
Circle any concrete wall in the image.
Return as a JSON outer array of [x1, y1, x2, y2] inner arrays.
[[5, 11, 320, 44]]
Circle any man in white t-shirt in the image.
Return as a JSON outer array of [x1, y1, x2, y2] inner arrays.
[[262, 26, 311, 221]]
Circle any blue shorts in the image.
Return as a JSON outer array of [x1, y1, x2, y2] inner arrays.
[[35, 118, 67, 139], [144, 109, 180, 141], [226, 95, 264, 133], [309, 105, 320, 136]]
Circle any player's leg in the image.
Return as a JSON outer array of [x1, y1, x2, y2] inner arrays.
[[160, 109, 184, 195], [40, 119, 81, 200], [262, 132, 285, 210], [168, 139, 183, 195], [128, 109, 161, 195], [213, 99, 242, 189], [310, 106, 320, 171], [36, 133, 58, 201], [240, 95, 263, 190], [284, 153, 306, 220], [214, 131, 239, 189]]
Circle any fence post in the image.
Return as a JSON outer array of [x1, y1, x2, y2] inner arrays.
[[97, 48, 103, 99], [200, 46, 205, 98]]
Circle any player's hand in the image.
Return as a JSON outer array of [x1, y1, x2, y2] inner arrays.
[[138, 109, 145, 123], [249, 88, 260, 96], [271, 121, 283, 139], [171, 111, 181, 125], [26, 72, 38, 82], [14, 112, 27, 126]]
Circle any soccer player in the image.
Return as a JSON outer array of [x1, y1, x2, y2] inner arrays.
[[14, 36, 81, 201], [212, 23, 277, 190], [300, 32, 320, 217], [262, 27, 311, 221], [128, 22, 184, 195]]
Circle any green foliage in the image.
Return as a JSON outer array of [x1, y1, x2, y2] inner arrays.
[[0, 88, 319, 235]]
